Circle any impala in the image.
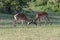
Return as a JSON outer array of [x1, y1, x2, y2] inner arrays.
[[35, 11, 50, 24], [13, 13, 31, 27]]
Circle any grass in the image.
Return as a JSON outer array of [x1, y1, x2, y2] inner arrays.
[[0, 25, 60, 40]]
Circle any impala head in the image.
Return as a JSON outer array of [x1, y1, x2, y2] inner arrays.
[[28, 19, 37, 25]]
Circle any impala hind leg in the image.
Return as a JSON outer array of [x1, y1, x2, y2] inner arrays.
[[13, 16, 18, 27], [46, 17, 51, 25], [44, 15, 50, 25]]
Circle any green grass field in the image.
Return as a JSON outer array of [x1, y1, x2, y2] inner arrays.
[[0, 25, 60, 40], [0, 13, 60, 40]]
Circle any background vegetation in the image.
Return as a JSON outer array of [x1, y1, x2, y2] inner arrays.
[[0, 0, 60, 14]]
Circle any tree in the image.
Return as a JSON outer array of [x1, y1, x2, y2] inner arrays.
[[0, 0, 31, 14]]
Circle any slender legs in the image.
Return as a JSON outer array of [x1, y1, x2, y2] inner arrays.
[[13, 19, 16, 27], [13, 16, 18, 27], [36, 19, 40, 24], [13, 16, 27, 27], [44, 15, 51, 24], [35, 15, 51, 25]]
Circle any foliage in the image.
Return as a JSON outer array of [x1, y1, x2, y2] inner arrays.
[[0, 0, 60, 14]]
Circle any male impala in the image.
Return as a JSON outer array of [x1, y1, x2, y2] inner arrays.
[[35, 11, 50, 24], [13, 13, 31, 27]]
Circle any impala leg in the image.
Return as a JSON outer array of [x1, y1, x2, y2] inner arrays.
[[44, 15, 48, 24], [35, 17, 40, 25], [13, 16, 18, 27], [46, 16, 51, 25], [35, 18, 40, 26], [13, 19, 16, 27], [37, 19, 40, 24], [21, 20, 24, 25], [44, 15, 50, 24]]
